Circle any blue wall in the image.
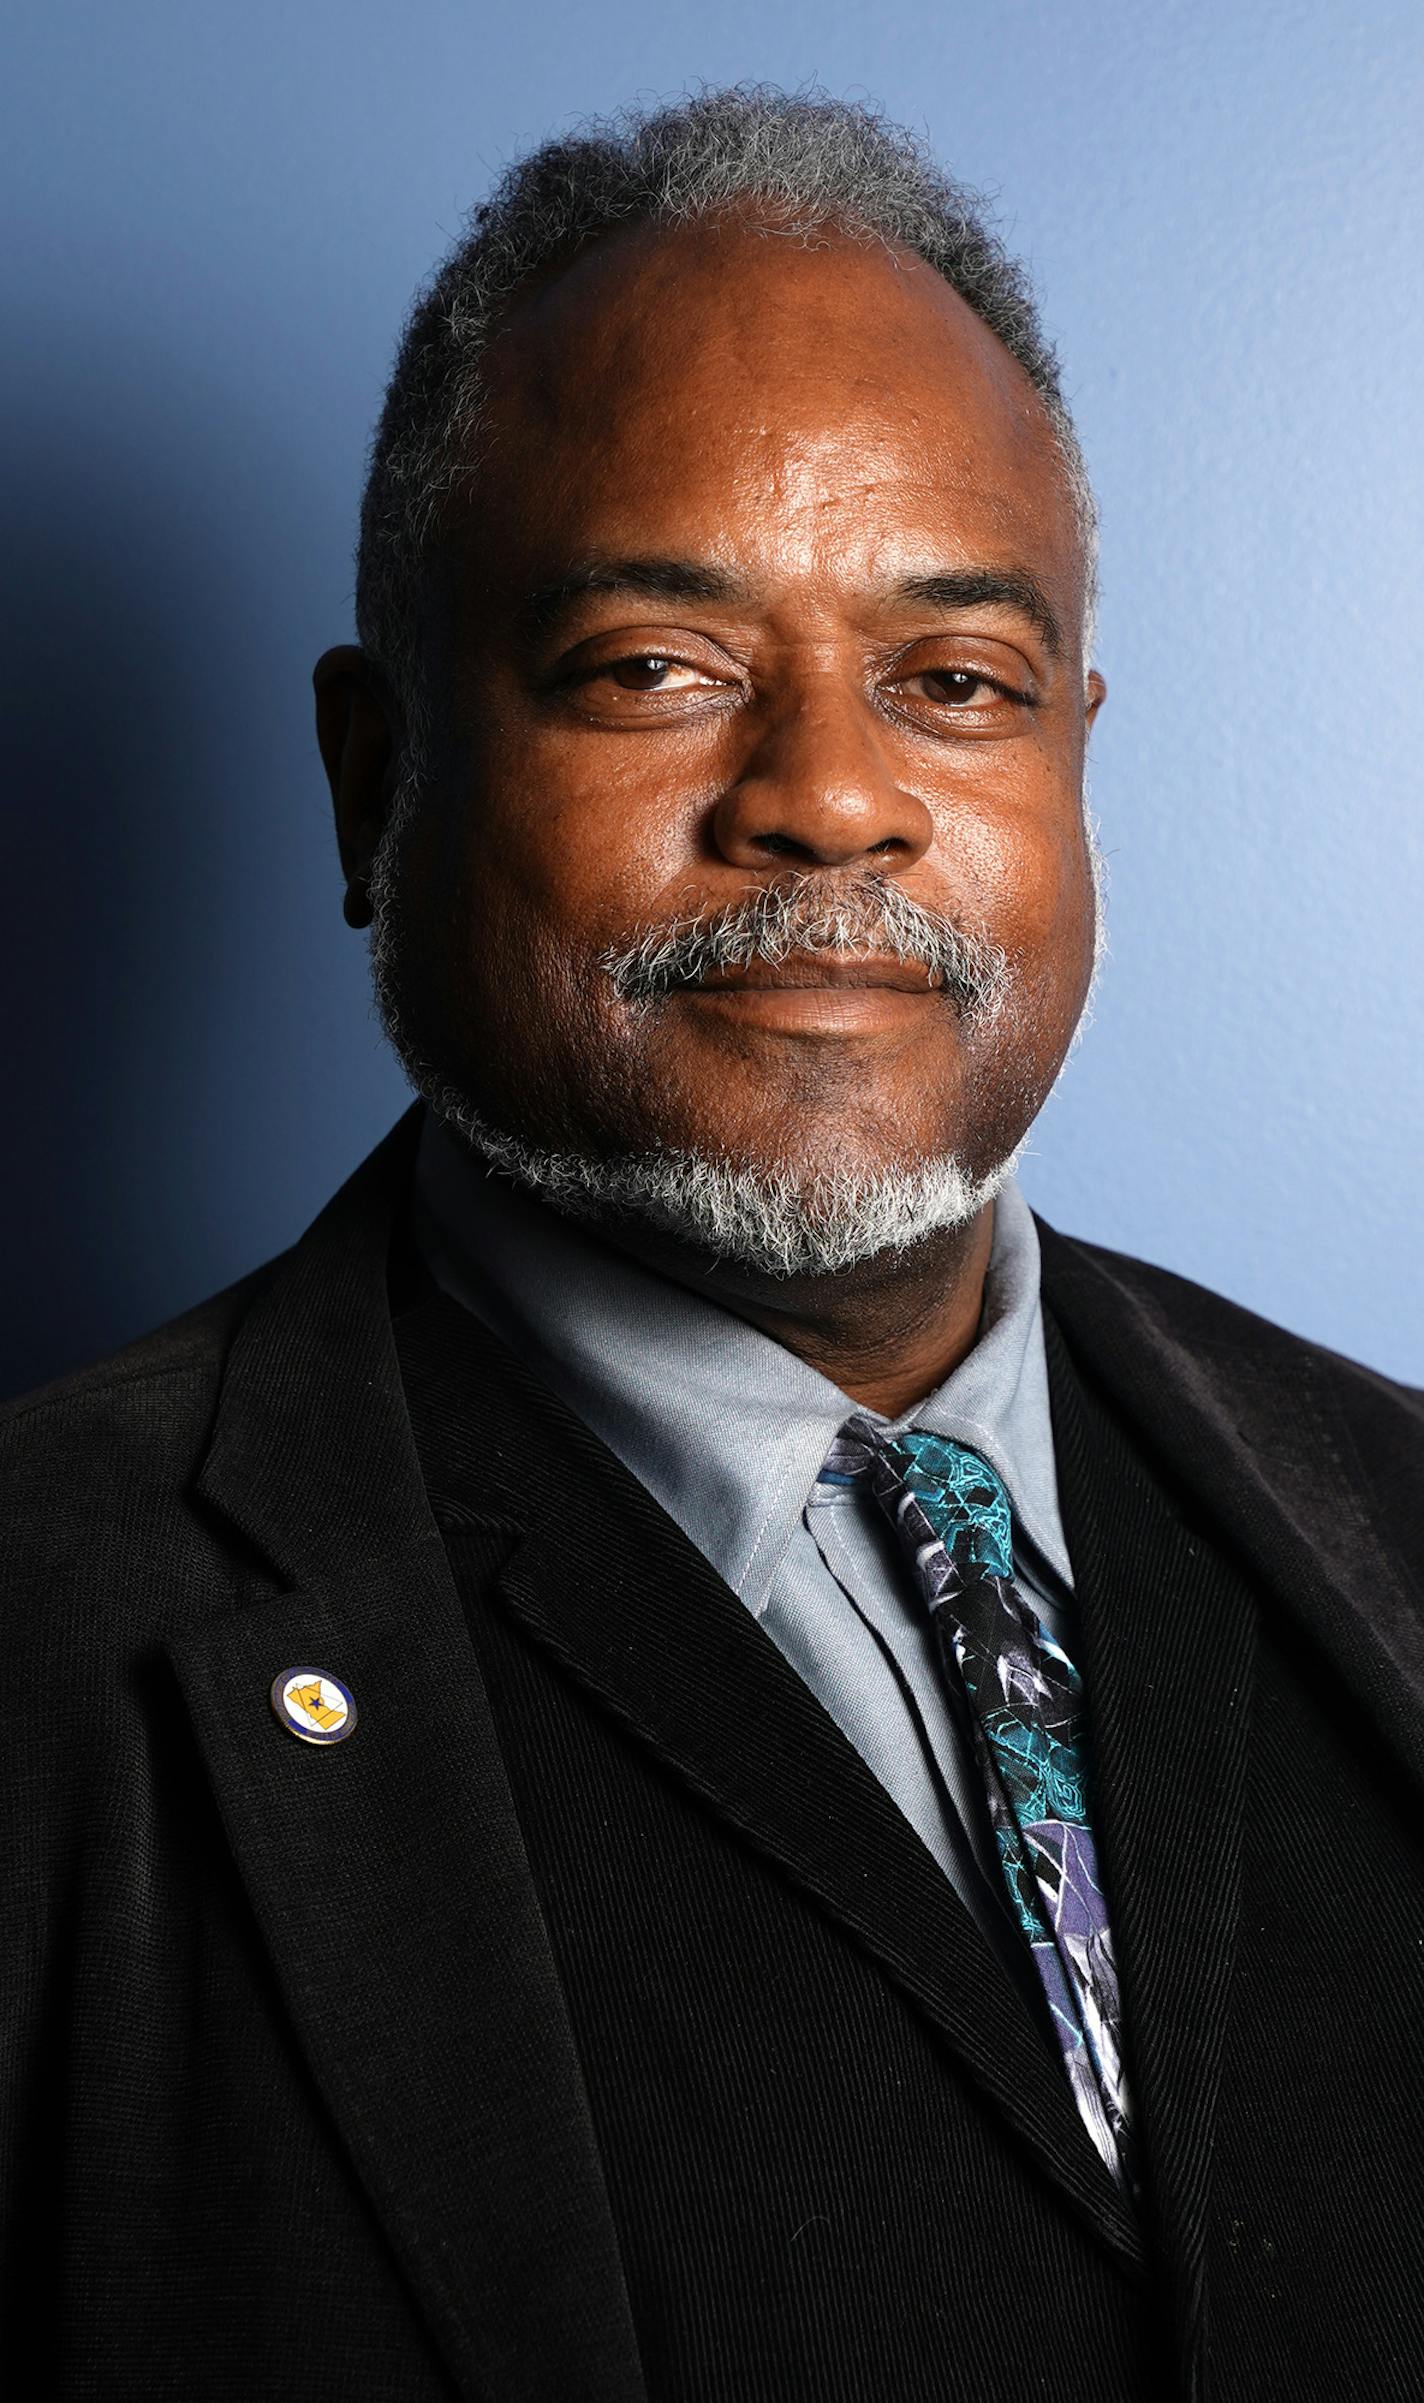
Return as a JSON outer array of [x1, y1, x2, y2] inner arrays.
[[4, 0, 1421, 1394]]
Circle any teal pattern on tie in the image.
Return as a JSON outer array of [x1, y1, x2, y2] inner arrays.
[[819, 1416, 1136, 2194]]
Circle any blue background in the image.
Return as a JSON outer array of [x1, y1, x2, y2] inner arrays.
[[4, 0, 1421, 1396]]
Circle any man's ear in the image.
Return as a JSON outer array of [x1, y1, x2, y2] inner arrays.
[[313, 646, 400, 929], [1084, 667, 1107, 735]]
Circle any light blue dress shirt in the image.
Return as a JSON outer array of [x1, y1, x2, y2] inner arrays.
[[411, 1115, 1077, 1955]]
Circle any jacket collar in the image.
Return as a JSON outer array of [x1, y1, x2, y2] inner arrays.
[[1036, 1218, 1424, 1806], [194, 1107, 434, 1588], [194, 1119, 1418, 1757]]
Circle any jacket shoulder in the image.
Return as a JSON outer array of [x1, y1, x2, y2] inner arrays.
[[1, 1258, 285, 1613], [1049, 1224, 1417, 1398], [1039, 1220, 1423, 1536], [4, 1255, 283, 1441]]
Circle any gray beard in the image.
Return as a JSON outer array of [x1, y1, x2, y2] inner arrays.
[[367, 770, 1102, 1281], [412, 1090, 1022, 1279]]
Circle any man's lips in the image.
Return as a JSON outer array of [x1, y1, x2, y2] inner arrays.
[[687, 953, 941, 994], [670, 951, 949, 1039]]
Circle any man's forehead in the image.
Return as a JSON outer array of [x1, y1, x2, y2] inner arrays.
[[482, 213, 1060, 477], [464, 216, 1081, 609]]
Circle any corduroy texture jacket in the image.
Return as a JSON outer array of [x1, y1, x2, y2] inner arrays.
[[3, 1105, 1422, 2402]]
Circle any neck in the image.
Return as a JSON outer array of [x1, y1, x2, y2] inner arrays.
[[597, 1205, 997, 1419]]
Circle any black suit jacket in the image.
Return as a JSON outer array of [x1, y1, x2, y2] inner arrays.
[[3, 1107, 1423, 2401]]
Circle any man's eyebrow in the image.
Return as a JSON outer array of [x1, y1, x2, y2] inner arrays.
[[522, 556, 751, 638], [520, 556, 1064, 655], [891, 568, 1063, 657]]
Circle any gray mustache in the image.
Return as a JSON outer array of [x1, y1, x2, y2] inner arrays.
[[599, 872, 1009, 1018]]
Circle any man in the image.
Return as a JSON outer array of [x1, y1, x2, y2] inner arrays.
[[3, 86, 1421, 2403]]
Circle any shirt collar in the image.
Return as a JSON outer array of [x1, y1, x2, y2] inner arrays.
[[411, 1114, 1072, 1611]]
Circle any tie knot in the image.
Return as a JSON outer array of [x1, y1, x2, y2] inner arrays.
[[889, 1431, 1014, 1581], [819, 1417, 1014, 1583]]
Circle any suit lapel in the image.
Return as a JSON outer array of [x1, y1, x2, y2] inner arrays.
[[1037, 1220, 1424, 1810], [1037, 1217, 1421, 2393], [398, 1291, 1144, 2275], [181, 1111, 647, 2403], [1042, 1309, 1255, 2383]]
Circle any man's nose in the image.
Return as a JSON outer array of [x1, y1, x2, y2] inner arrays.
[[710, 675, 934, 870]]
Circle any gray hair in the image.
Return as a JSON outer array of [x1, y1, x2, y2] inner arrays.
[[355, 84, 1098, 766]]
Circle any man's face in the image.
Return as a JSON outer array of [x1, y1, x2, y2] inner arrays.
[[374, 214, 1103, 1278]]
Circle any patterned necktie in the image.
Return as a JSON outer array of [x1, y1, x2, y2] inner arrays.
[[820, 1415, 1136, 2195]]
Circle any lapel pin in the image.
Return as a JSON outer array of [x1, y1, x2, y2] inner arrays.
[[271, 1668, 358, 1746]]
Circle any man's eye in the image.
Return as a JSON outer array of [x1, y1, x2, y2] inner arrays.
[[901, 669, 1005, 706], [604, 654, 704, 692]]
